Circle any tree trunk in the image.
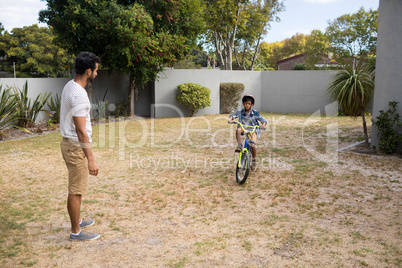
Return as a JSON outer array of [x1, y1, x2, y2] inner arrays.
[[226, 39, 233, 70], [225, 0, 241, 71], [250, 36, 262, 70], [241, 44, 246, 70], [213, 32, 225, 70], [361, 109, 369, 147], [129, 75, 135, 118], [234, 48, 242, 69], [212, 0, 240, 70]]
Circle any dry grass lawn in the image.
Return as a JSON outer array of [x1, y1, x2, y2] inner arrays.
[[0, 113, 401, 267]]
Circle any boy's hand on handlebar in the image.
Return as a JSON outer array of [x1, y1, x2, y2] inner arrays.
[[228, 117, 234, 124], [261, 122, 267, 130]]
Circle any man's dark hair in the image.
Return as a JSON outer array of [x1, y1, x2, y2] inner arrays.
[[75, 52, 100, 74]]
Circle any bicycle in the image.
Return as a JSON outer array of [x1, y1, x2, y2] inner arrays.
[[230, 121, 261, 185]]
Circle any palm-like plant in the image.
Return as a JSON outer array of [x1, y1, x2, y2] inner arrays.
[[0, 86, 19, 134], [47, 93, 61, 123], [15, 81, 51, 128], [327, 61, 375, 146]]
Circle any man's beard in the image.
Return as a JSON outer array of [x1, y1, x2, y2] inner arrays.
[[87, 74, 95, 83]]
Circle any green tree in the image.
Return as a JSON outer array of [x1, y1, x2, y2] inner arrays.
[[0, 25, 73, 77], [279, 33, 305, 59], [40, 0, 205, 116], [234, 0, 285, 70], [326, 62, 374, 147], [293, 63, 307, 70], [259, 30, 331, 70], [0, 22, 4, 54], [191, 48, 209, 67], [258, 41, 283, 69], [204, 0, 284, 70], [0, 22, 7, 68], [261, 33, 305, 70], [303, 30, 331, 69], [173, 58, 202, 69], [173, 48, 209, 69], [325, 7, 378, 60]]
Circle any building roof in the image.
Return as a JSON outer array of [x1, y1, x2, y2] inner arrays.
[[276, 53, 305, 65]]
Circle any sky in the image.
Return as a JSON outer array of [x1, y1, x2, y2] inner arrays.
[[0, 0, 379, 43], [264, 0, 379, 43]]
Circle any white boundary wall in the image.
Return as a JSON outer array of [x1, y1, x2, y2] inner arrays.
[[1, 69, 338, 121], [0, 70, 129, 106], [153, 69, 221, 118], [0, 70, 130, 123], [153, 69, 337, 117], [261, 71, 338, 114]]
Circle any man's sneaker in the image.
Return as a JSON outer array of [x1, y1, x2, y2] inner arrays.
[[251, 159, 257, 171], [80, 219, 95, 228], [235, 144, 242, 153], [70, 231, 100, 241]]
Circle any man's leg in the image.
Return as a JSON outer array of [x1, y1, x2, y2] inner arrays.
[[67, 194, 82, 233], [68, 193, 100, 240], [62, 139, 99, 240]]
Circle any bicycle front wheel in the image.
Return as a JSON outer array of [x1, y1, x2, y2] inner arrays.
[[236, 152, 250, 185]]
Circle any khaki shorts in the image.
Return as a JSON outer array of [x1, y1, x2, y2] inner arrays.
[[247, 132, 258, 144], [240, 129, 258, 145], [61, 138, 89, 196]]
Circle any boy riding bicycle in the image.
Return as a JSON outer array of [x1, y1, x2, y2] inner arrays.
[[228, 94, 267, 171]]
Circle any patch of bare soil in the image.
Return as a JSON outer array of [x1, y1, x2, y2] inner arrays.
[[350, 142, 377, 155], [0, 124, 60, 142], [347, 141, 402, 158], [0, 118, 129, 142]]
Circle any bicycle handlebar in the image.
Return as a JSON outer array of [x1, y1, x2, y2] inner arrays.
[[229, 121, 265, 132]]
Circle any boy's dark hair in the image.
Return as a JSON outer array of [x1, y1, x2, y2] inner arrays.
[[75, 52, 100, 74]]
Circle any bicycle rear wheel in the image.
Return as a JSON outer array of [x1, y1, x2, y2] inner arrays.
[[236, 152, 250, 185]]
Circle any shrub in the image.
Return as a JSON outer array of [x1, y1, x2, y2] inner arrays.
[[176, 83, 211, 117], [372, 101, 402, 154], [93, 89, 109, 120], [220, 83, 245, 114], [110, 100, 130, 118], [15, 81, 51, 128], [0, 85, 19, 133], [47, 93, 61, 123], [293, 63, 308, 70]]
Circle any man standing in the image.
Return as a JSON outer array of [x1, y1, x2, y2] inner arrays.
[[60, 52, 100, 241]]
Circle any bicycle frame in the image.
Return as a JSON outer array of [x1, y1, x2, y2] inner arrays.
[[235, 122, 260, 168]]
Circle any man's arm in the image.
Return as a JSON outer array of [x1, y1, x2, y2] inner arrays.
[[73, 116, 99, 176]]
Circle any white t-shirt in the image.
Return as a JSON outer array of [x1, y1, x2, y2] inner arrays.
[[60, 80, 92, 142]]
